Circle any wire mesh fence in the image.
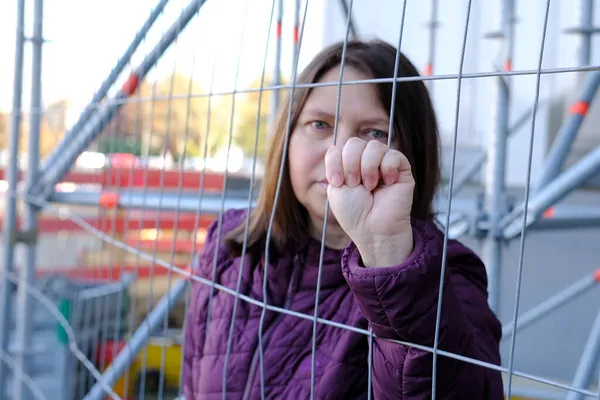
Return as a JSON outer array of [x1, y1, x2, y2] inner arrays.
[[0, 0, 599, 399]]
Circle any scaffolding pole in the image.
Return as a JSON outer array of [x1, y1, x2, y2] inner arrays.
[[49, 189, 253, 214], [271, 0, 283, 126], [40, 0, 171, 172], [483, 0, 515, 314], [0, 0, 26, 397], [29, 0, 207, 202], [502, 144, 600, 239], [577, 0, 594, 67], [536, 71, 600, 190], [501, 270, 598, 339], [425, 0, 439, 92], [566, 307, 600, 400]]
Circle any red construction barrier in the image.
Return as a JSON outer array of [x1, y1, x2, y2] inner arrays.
[[35, 263, 188, 281], [0, 213, 215, 234], [0, 167, 231, 190]]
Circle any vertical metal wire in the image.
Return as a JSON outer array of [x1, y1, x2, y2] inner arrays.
[[505, 4, 552, 396], [79, 292, 94, 398], [125, 73, 160, 400], [157, 15, 203, 400], [90, 292, 103, 390], [98, 82, 122, 377], [113, 14, 175, 397], [386, 0, 408, 148], [310, 1, 355, 398], [0, 0, 25, 395], [483, 0, 516, 316], [138, 8, 188, 396], [116, 32, 155, 396], [258, 1, 310, 398], [222, 0, 277, 397], [204, 0, 251, 362], [430, 0, 473, 398], [138, 10, 187, 394], [154, 5, 202, 397], [177, 7, 222, 398], [362, 4, 409, 399], [107, 18, 155, 368], [366, 327, 374, 400]]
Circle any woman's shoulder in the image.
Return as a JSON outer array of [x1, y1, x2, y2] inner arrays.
[[205, 208, 250, 242], [193, 208, 250, 271]]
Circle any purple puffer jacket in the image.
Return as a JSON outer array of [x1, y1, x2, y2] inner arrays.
[[183, 208, 503, 399]]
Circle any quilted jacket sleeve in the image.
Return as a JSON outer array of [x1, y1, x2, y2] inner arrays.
[[341, 219, 504, 400]]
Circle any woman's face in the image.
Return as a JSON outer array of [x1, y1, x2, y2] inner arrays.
[[288, 65, 398, 232]]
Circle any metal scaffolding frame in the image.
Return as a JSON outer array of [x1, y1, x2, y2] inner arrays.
[[1, 0, 600, 399]]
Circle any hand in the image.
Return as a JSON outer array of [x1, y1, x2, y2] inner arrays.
[[325, 138, 415, 267]]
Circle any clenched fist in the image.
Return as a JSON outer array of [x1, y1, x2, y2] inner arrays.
[[325, 138, 415, 267]]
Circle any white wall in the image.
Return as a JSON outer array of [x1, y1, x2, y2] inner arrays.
[[298, 0, 599, 188]]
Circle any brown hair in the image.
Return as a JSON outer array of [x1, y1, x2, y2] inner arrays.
[[225, 39, 440, 256]]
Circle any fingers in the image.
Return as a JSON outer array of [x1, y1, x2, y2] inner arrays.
[[381, 150, 413, 185], [325, 138, 412, 189], [360, 141, 387, 190], [342, 138, 366, 187], [325, 146, 343, 187]]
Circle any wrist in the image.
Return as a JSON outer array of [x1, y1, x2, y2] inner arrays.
[[356, 228, 414, 268]]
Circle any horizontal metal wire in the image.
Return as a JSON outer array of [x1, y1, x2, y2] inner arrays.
[[21, 192, 599, 399], [11, 64, 598, 118]]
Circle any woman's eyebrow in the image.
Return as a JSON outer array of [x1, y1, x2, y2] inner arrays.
[[301, 109, 335, 120], [360, 116, 390, 127]]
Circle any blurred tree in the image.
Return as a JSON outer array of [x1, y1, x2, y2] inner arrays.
[[227, 75, 289, 160], [40, 99, 68, 157], [98, 72, 231, 161], [11, 99, 69, 158]]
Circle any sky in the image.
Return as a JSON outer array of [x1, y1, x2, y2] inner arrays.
[[0, 0, 319, 125]]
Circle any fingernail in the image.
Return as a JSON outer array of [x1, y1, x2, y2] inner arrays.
[[331, 173, 343, 187], [363, 178, 373, 190]]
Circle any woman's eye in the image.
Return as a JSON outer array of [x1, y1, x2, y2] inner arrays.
[[310, 120, 329, 130], [367, 129, 388, 139]]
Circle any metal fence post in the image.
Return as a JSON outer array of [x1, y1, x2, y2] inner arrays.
[[0, 0, 26, 397], [13, 1, 44, 399]]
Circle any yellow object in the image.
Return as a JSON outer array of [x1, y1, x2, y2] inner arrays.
[[103, 334, 182, 399]]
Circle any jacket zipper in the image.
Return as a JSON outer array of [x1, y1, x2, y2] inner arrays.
[[241, 252, 304, 400]]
